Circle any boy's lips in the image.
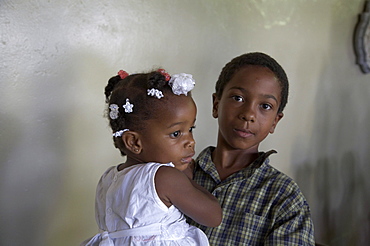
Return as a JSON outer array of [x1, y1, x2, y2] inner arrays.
[[234, 128, 254, 138]]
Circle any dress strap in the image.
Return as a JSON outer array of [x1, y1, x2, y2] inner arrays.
[[108, 223, 162, 238]]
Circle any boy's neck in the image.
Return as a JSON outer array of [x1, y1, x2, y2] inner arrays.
[[211, 145, 259, 180]]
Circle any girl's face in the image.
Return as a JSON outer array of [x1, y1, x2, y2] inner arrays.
[[138, 95, 197, 171], [212, 65, 283, 153]]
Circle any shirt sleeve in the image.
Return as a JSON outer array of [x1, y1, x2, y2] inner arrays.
[[264, 195, 315, 245]]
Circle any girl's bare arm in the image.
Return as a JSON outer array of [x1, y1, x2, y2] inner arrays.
[[155, 166, 222, 227]]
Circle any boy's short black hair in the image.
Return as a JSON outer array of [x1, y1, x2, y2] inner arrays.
[[215, 52, 289, 113]]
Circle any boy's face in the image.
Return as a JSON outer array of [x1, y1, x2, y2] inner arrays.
[[212, 65, 283, 152]]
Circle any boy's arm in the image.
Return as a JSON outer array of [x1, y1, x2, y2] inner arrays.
[[264, 200, 315, 245]]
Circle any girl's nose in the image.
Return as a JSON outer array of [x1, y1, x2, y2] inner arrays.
[[186, 136, 195, 148]]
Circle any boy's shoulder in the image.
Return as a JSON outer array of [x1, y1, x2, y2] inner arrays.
[[256, 155, 308, 204], [196, 146, 305, 195]]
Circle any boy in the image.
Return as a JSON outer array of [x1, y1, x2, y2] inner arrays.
[[190, 52, 315, 245]]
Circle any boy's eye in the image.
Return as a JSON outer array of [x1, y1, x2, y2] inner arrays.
[[232, 95, 243, 102], [261, 104, 272, 110], [170, 131, 181, 138], [189, 126, 196, 132]]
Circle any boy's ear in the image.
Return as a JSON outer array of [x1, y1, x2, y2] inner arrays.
[[121, 131, 142, 154], [212, 93, 219, 118], [269, 112, 284, 134]]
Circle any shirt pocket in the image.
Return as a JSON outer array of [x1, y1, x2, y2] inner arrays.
[[225, 211, 270, 245]]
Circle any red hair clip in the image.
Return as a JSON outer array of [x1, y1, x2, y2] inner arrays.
[[118, 70, 129, 80], [157, 69, 171, 82]]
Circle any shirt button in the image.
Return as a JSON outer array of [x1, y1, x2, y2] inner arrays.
[[113, 175, 117, 181], [107, 208, 112, 214]]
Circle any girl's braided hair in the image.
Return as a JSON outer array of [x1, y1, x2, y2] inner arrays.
[[104, 69, 185, 156]]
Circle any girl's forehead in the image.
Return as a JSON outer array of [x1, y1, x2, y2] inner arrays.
[[156, 95, 196, 116], [145, 96, 196, 129]]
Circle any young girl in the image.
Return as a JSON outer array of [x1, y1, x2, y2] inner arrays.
[[81, 69, 221, 246]]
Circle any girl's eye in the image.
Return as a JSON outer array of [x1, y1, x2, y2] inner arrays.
[[170, 131, 181, 138], [232, 95, 243, 102], [189, 126, 196, 132]]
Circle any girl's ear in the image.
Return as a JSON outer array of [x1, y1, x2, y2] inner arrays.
[[121, 131, 142, 154], [212, 93, 219, 118]]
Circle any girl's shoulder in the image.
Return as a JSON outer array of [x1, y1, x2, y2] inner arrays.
[[143, 162, 175, 174], [101, 165, 117, 178]]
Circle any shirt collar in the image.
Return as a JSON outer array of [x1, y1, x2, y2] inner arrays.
[[196, 146, 277, 182]]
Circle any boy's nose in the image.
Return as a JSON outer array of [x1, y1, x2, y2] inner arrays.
[[239, 107, 255, 122]]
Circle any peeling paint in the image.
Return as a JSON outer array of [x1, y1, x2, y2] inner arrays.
[[248, 0, 297, 29]]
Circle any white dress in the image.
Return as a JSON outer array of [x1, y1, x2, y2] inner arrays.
[[81, 162, 209, 246]]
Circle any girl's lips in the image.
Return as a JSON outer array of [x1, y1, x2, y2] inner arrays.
[[234, 128, 254, 138], [181, 153, 195, 163]]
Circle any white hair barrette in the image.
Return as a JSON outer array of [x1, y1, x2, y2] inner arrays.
[[147, 70, 195, 99], [123, 98, 134, 113], [109, 99, 134, 120], [113, 129, 129, 137], [109, 104, 119, 119], [147, 88, 164, 99], [169, 73, 195, 96]]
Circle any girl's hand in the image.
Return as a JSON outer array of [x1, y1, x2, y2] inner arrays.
[[182, 159, 195, 179]]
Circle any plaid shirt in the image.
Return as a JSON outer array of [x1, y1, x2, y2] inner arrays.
[[188, 147, 315, 246]]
